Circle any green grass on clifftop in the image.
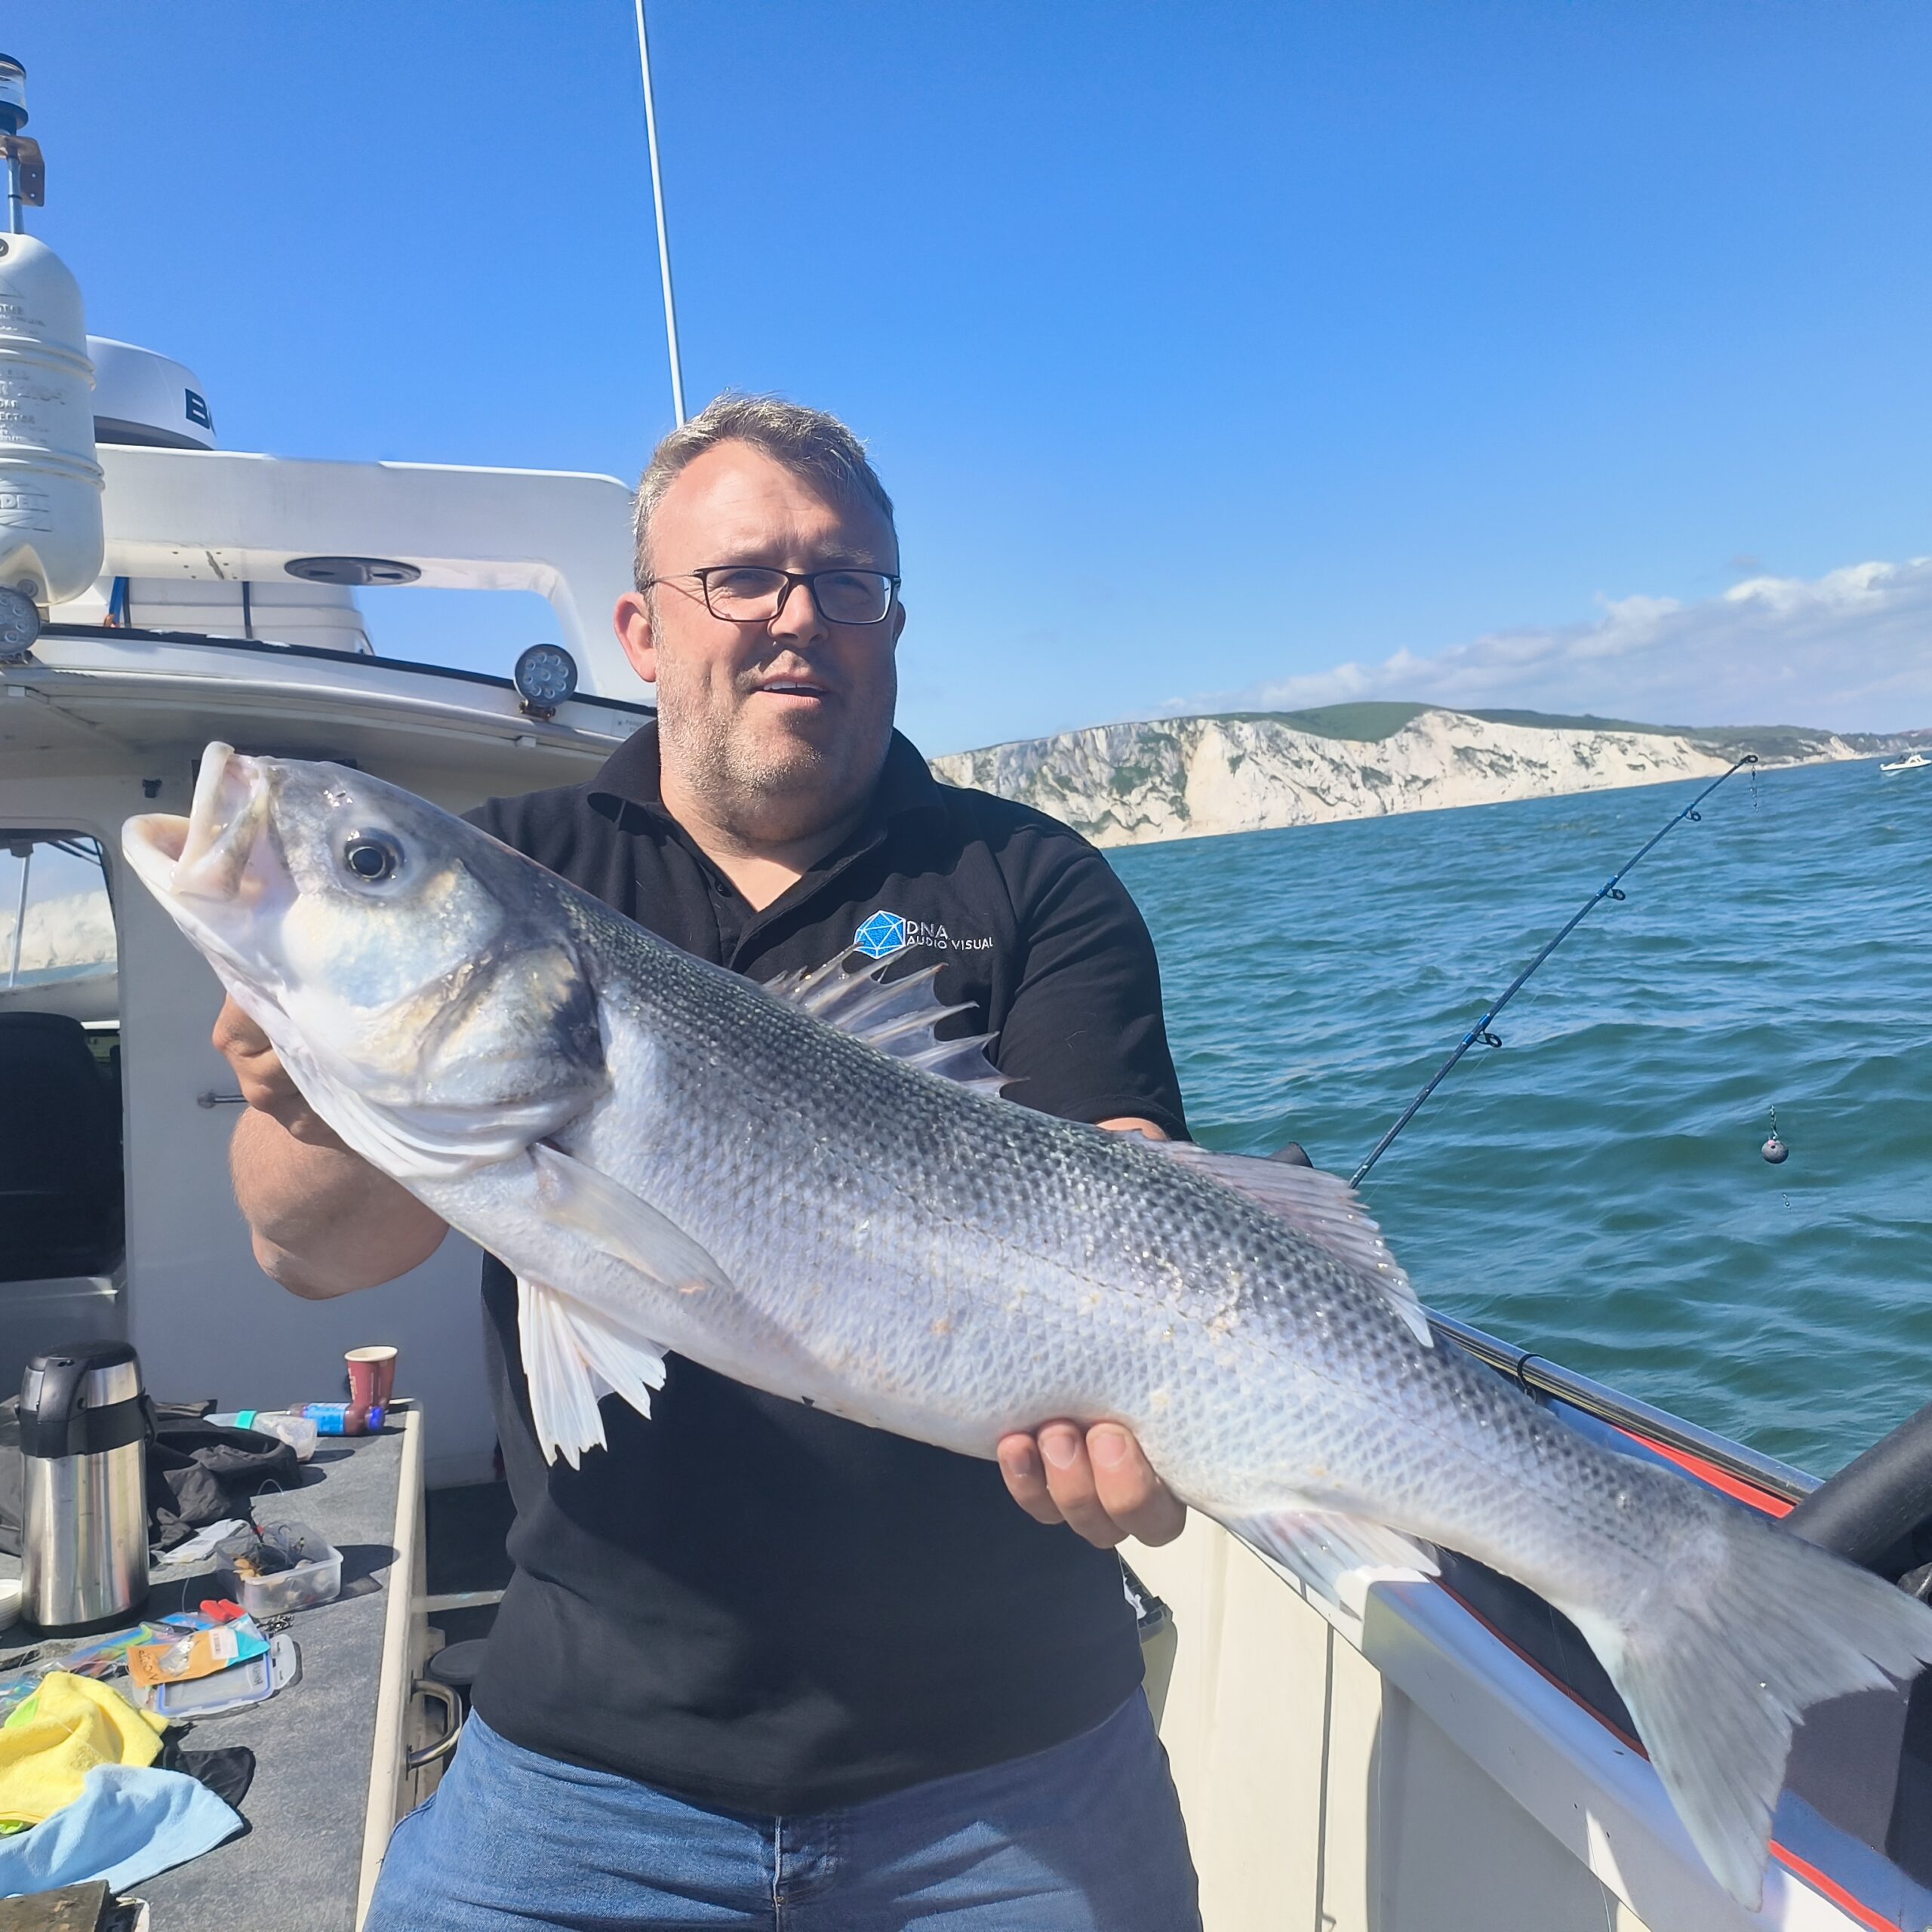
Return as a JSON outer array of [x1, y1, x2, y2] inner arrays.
[[1222, 701, 1434, 740], [1208, 702, 1838, 760]]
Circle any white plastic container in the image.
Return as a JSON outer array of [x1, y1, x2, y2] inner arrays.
[[209, 1410, 319, 1462], [213, 1520, 342, 1617], [0, 232, 103, 605]]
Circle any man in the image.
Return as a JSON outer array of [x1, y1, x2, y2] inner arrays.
[[219, 396, 1201, 1928]]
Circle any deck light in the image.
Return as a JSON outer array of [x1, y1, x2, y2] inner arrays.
[[0, 585, 39, 661], [513, 643, 577, 719]]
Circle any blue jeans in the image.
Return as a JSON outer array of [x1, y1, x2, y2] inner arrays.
[[366, 1694, 1199, 1930]]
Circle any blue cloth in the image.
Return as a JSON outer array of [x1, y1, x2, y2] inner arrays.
[[367, 1694, 1200, 1930], [0, 1764, 242, 1897]]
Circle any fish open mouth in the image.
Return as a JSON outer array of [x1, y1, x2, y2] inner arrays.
[[128, 814, 190, 866], [122, 742, 272, 906]]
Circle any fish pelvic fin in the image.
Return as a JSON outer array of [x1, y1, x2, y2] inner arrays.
[[764, 952, 1011, 1098], [516, 1275, 669, 1469], [1566, 1505, 1932, 1908], [1152, 1145, 1432, 1348], [1225, 1506, 1438, 1598]]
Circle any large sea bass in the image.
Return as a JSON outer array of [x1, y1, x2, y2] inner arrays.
[[127, 743, 1932, 1906]]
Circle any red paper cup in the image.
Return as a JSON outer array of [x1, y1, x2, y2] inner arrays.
[[346, 1346, 397, 1411]]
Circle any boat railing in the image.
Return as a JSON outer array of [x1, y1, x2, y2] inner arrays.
[[33, 620, 656, 715], [1429, 1307, 1818, 1506]]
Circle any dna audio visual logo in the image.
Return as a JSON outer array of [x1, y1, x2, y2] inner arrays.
[[851, 911, 992, 959]]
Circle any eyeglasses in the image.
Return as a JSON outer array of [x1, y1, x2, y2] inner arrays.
[[644, 565, 901, 627]]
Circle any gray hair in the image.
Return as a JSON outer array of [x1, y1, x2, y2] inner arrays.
[[631, 393, 896, 588]]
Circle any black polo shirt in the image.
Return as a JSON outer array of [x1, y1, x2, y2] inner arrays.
[[463, 721, 1189, 1816]]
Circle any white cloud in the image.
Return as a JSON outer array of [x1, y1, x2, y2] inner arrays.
[[1170, 557, 1932, 732]]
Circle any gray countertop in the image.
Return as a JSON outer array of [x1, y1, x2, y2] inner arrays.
[[2, 1423, 411, 1930]]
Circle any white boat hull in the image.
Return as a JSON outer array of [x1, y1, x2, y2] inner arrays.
[[1134, 1512, 1915, 1931]]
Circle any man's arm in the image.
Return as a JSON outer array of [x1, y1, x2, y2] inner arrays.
[[217, 999, 448, 1299]]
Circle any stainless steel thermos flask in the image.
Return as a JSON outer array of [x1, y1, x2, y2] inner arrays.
[[20, 1341, 149, 1633]]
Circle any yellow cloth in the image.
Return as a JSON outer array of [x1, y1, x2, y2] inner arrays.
[[0, 1672, 166, 1826]]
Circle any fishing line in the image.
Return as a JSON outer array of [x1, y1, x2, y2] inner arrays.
[[1349, 754, 1760, 1189]]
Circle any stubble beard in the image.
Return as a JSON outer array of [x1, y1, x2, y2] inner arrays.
[[657, 667, 894, 846]]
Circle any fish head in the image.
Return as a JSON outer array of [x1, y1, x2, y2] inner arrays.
[[123, 743, 606, 1178]]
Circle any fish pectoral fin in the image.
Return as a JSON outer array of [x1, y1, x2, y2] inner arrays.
[[1152, 1145, 1434, 1348], [1225, 1506, 1438, 1596], [764, 952, 1011, 1098], [529, 1143, 734, 1298], [517, 1275, 669, 1469], [517, 1143, 725, 1467]]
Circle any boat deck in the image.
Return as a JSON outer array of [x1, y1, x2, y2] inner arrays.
[[0, 1416, 426, 1930]]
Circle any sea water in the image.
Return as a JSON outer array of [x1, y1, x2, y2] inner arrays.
[[1111, 756, 1932, 1478]]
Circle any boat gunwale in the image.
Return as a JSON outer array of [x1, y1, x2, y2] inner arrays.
[[31, 621, 657, 717], [1429, 1307, 1819, 1504]]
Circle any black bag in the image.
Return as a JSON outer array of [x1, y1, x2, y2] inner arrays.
[[144, 1401, 300, 1551], [0, 1396, 300, 1555]]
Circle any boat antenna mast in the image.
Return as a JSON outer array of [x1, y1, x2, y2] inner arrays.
[[632, 0, 688, 426], [0, 54, 45, 236], [1349, 752, 1760, 1189]]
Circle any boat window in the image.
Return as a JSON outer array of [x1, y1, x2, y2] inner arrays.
[[355, 585, 569, 682], [0, 832, 125, 1287]]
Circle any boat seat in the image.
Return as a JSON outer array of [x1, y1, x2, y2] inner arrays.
[[0, 1011, 124, 1283]]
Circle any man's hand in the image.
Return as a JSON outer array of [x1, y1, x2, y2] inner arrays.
[[996, 1422, 1187, 1549], [992, 1112, 1188, 1550], [215, 997, 448, 1297], [214, 998, 344, 1148]]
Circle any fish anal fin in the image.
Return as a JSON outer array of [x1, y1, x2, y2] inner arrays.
[[516, 1275, 669, 1469], [764, 951, 1011, 1098], [1226, 1506, 1438, 1597], [1155, 1145, 1432, 1347]]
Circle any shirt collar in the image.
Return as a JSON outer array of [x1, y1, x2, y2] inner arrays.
[[588, 719, 945, 835]]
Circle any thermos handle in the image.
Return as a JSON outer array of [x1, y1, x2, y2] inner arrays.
[[32, 1355, 89, 1459]]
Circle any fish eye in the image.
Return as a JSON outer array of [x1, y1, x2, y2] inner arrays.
[[343, 832, 404, 884]]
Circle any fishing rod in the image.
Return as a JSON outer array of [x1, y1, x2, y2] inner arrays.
[[1348, 752, 1759, 1189]]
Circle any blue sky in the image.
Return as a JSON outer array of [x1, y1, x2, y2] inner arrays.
[[15, 2, 1932, 748]]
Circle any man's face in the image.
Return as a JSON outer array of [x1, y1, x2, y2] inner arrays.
[[614, 441, 905, 844]]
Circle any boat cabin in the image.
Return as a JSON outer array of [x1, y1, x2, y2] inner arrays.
[[2, 334, 648, 1487]]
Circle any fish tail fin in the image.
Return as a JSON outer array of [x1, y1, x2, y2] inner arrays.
[[516, 1275, 669, 1469], [1569, 1507, 1932, 1908]]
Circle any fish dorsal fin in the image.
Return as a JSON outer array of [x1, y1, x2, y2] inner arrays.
[[764, 952, 1011, 1098], [1152, 1144, 1433, 1348]]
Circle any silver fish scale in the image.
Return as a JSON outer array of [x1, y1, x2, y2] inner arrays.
[[563, 893, 1704, 1603]]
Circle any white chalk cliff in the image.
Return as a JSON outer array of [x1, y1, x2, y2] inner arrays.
[[929, 709, 1862, 848]]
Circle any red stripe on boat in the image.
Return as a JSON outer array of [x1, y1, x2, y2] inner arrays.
[[1770, 1841, 1895, 1932], [1611, 1426, 1795, 1516]]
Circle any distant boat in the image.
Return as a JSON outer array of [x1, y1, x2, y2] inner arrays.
[[1880, 749, 1930, 774]]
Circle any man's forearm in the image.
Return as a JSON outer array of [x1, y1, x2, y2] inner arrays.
[[231, 1108, 448, 1297]]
